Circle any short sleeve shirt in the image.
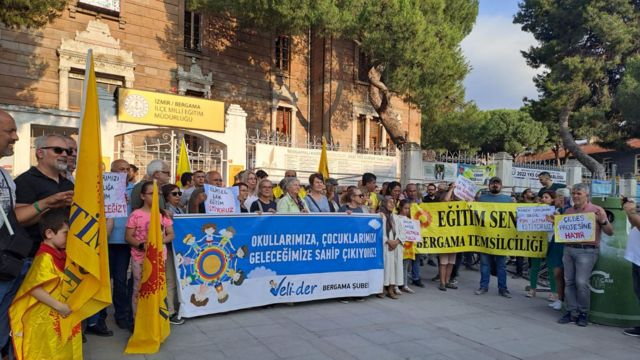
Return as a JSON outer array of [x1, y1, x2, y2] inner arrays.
[[126, 209, 173, 261], [0, 168, 16, 230], [537, 183, 566, 198], [14, 166, 74, 255]]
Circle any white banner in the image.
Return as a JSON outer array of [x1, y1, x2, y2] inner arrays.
[[397, 217, 421, 242], [423, 162, 457, 182], [254, 143, 397, 183], [102, 172, 127, 218], [512, 167, 566, 192]]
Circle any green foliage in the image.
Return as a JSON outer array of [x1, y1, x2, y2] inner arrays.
[[423, 107, 547, 156], [189, 0, 478, 128], [514, 0, 640, 149], [615, 55, 640, 137], [0, 0, 67, 29]]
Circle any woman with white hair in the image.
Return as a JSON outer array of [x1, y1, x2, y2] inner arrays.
[[239, 170, 259, 209], [276, 177, 309, 213]]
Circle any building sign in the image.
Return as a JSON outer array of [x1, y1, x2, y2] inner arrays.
[[512, 167, 566, 192], [118, 89, 225, 132], [78, 0, 120, 12]]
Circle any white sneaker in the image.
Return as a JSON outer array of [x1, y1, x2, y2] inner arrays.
[[401, 286, 415, 294], [549, 300, 562, 310], [394, 286, 402, 295]]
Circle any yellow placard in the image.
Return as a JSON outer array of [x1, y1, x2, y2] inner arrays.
[[410, 202, 548, 257], [118, 88, 225, 132], [554, 212, 596, 243]]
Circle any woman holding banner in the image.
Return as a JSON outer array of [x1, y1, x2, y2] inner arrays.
[[379, 197, 404, 299], [250, 179, 277, 213], [276, 177, 309, 213], [305, 173, 331, 212], [338, 187, 366, 214]]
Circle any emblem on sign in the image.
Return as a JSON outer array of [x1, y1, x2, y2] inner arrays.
[[123, 94, 149, 118]]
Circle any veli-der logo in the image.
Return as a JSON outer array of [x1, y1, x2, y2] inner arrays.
[[269, 277, 317, 297]]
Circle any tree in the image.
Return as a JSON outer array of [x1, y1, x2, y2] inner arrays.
[[480, 109, 547, 158], [424, 107, 547, 157], [514, 0, 640, 178], [0, 0, 67, 28], [189, 0, 478, 148]]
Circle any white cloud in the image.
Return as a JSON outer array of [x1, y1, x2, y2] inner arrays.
[[247, 266, 277, 279], [461, 14, 544, 110]]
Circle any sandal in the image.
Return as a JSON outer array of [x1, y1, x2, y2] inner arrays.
[[438, 284, 447, 291], [525, 289, 536, 298], [387, 290, 399, 299]]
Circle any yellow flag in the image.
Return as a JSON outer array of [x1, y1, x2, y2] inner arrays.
[[125, 181, 170, 354], [59, 49, 111, 340], [176, 138, 191, 187], [318, 136, 330, 180]]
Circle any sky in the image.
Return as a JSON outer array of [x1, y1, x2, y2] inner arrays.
[[461, 0, 543, 110]]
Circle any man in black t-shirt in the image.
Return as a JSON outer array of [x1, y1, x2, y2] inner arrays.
[[15, 134, 74, 256], [537, 171, 566, 198]]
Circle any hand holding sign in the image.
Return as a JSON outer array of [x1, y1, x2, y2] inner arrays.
[[453, 175, 477, 201]]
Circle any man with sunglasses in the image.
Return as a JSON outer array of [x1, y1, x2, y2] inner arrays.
[[14, 134, 74, 257]]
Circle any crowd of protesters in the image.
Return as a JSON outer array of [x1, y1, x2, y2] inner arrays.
[[0, 109, 639, 359]]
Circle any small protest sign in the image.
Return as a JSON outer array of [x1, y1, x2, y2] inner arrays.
[[517, 205, 555, 232], [554, 212, 596, 243], [103, 172, 127, 218], [453, 175, 477, 201], [203, 184, 240, 214], [398, 217, 421, 242]]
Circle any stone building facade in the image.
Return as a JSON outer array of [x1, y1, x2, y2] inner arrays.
[[0, 0, 420, 177]]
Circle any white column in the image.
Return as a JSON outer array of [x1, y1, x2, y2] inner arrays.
[[494, 152, 514, 189], [59, 67, 70, 110], [290, 108, 297, 146], [564, 159, 584, 187], [381, 126, 388, 148], [226, 104, 248, 181], [351, 113, 358, 151], [364, 115, 371, 149], [270, 106, 278, 132]]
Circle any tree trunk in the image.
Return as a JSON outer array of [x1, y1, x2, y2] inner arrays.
[[558, 105, 606, 179], [367, 65, 406, 148]]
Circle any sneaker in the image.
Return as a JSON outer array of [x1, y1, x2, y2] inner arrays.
[[450, 278, 458, 285], [169, 314, 185, 325], [558, 312, 575, 324], [549, 300, 562, 311], [576, 312, 588, 327], [623, 327, 640, 337], [474, 288, 488, 295], [412, 279, 426, 288], [445, 282, 458, 289], [85, 324, 114, 337], [438, 284, 447, 291], [547, 293, 558, 302], [401, 286, 415, 294], [499, 289, 512, 298]]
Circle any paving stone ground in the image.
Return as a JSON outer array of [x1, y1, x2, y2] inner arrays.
[[85, 265, 640, 360]]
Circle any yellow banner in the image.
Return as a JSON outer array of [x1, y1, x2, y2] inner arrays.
[[125, 182, 170, 354], [118, 88, 225, 132], [176, 138, 191, 187], [60, 50, 112, 340], [411, 202, 548, 257]]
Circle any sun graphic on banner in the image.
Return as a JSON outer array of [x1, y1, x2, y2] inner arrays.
[[139, 243, 166, 298], [412, 207, 433, 229]]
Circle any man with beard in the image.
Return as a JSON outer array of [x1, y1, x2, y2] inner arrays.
[[475, 177, 513, 298], [15, 134, 74, 257]]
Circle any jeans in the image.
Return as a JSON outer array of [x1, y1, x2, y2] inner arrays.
[[109, 244, 132, 323], [633, 263, 640, 303], [410, 257, 420, 282], [563, 246, 598, 315], [0, 258, 31, 350], [479, 254, 507, 290]]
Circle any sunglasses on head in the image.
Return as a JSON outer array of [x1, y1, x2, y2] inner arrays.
[[40, 146, 72, 155], [171, 191, 182, 196]]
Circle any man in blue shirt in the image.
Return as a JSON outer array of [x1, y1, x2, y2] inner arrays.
[[475, 176, 513, 298]]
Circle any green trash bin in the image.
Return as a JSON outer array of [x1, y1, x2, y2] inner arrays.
[[589, 197, 640, 327]]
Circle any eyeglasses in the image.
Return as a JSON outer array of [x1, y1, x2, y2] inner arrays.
[[160, 171, 170, 176], [170, 191, 182, 196], [40, 146, 71, 155]]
